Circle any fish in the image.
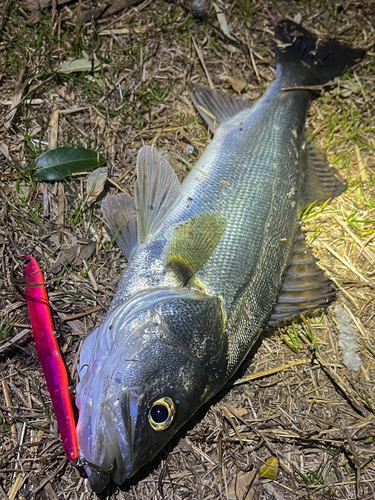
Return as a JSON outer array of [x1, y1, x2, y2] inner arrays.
[[75, 20, 365, 492]]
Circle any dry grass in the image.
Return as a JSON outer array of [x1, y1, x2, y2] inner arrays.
[[0, 0, 375, 499]]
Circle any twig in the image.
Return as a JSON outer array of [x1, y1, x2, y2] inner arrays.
[[4, 72, 28, 129], [184, 438, 216, 465], [246, 31, 261, 85], [60, 305, 102, 321], [314, 351, 366, 415], [148, 119, 169, 146], [334, 216, 375, 267], [191, 35, 214, 89], [315, 261, 357, 305], [320, 240, 372, 286], [345, 431, 361, 500], [1, 379, 17, 441], [43, 482, 59, 500], [25, 458, 67, 497], [220, 406, 242, 444], [0, 329, 30, 354], [233, 359, 309, 385], [0, 0, 11, 37], [258, 0, 276, 27], [8, 474, 25, 500], [282, 84, 329, 91], [0, 482, 10, 500], [107, 177, 128, 193]]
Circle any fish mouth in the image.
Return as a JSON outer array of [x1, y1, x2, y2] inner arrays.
[[82, 461, 112, 494], [77, 390, 138, 492]]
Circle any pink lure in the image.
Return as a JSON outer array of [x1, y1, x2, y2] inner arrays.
[[23, 255, 78, 462]]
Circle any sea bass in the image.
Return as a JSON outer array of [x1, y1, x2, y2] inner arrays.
[[75, 20, 364, 491]]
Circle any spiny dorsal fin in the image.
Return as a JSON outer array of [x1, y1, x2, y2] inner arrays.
[[166, 212, 226, 284], [191, 84, 251, 132], [303, 141, 347, 207], [135, 146, 181, 244], [269, 231, 336, 325], [102, 193, 138, 262]]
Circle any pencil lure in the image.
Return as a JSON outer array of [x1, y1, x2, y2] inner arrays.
[[23, 255, 78, 462]]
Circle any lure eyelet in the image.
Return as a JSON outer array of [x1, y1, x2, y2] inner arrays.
[[24, 258, 31, 266], [148, 397, 176, 431]]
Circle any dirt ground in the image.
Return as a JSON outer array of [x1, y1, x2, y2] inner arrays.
[[0, 0, 375, 499]]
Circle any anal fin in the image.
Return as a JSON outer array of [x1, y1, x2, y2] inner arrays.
[[269, 232, 336, 325], [102, 193, 138, 262]]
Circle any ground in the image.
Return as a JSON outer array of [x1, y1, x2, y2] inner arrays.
[[0, 0, 375, 499]]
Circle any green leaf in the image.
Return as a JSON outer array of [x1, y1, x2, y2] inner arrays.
[[33, 147, 106, 181]]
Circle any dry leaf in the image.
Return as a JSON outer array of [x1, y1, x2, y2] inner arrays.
[[213, 2, 230, 36], [81, 0, 143, 22], [95, 115, 106, 131], [87, 166, 108, 204], [229, 470, 258, 500], [101, 0, 143, 18], [0, 143, 12, 162], [331, 81, 359, 98], [50, 241, 96, 273], [4, 79, 28, 129], [213, 3, 236, 52], [228, 75, 246, 93], [259, 457, 278, 479], [25, 0, 70, 9], [262, 483, 287, 500], [57, 59, 101, 74], [162, 152, 185, 173]]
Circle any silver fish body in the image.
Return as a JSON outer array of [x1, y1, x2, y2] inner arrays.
[[109, 81, 310, 367], [75, 20, 365, 492]]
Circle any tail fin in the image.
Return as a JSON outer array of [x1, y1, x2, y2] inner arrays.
[[275, 20, 365, 87]]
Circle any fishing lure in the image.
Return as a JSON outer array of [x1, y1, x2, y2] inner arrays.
[[23, 255, 78, 462]]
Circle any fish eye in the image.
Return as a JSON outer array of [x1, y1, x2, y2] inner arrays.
[[148, 397, 176, 431]]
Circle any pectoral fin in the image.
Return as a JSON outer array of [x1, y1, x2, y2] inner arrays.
[[167, 213, 226, 284], [102, 193, 138, 262], [303, 141, 347, 206], [269, 231, 336, 325], [135, 146, 181, 244]]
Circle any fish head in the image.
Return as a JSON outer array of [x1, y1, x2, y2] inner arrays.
[[76, 288, 227, 492]]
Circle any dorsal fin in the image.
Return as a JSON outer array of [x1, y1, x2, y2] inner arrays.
[[166, 212, 226, 284], [303, 141, 347, 207], [135, 146, 181, 244], [191, 84, 251, 132], [269, 231, 336, 325], [101, 193, 138, 262]]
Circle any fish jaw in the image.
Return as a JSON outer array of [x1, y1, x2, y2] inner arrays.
[[77, 388, 139, 491]]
